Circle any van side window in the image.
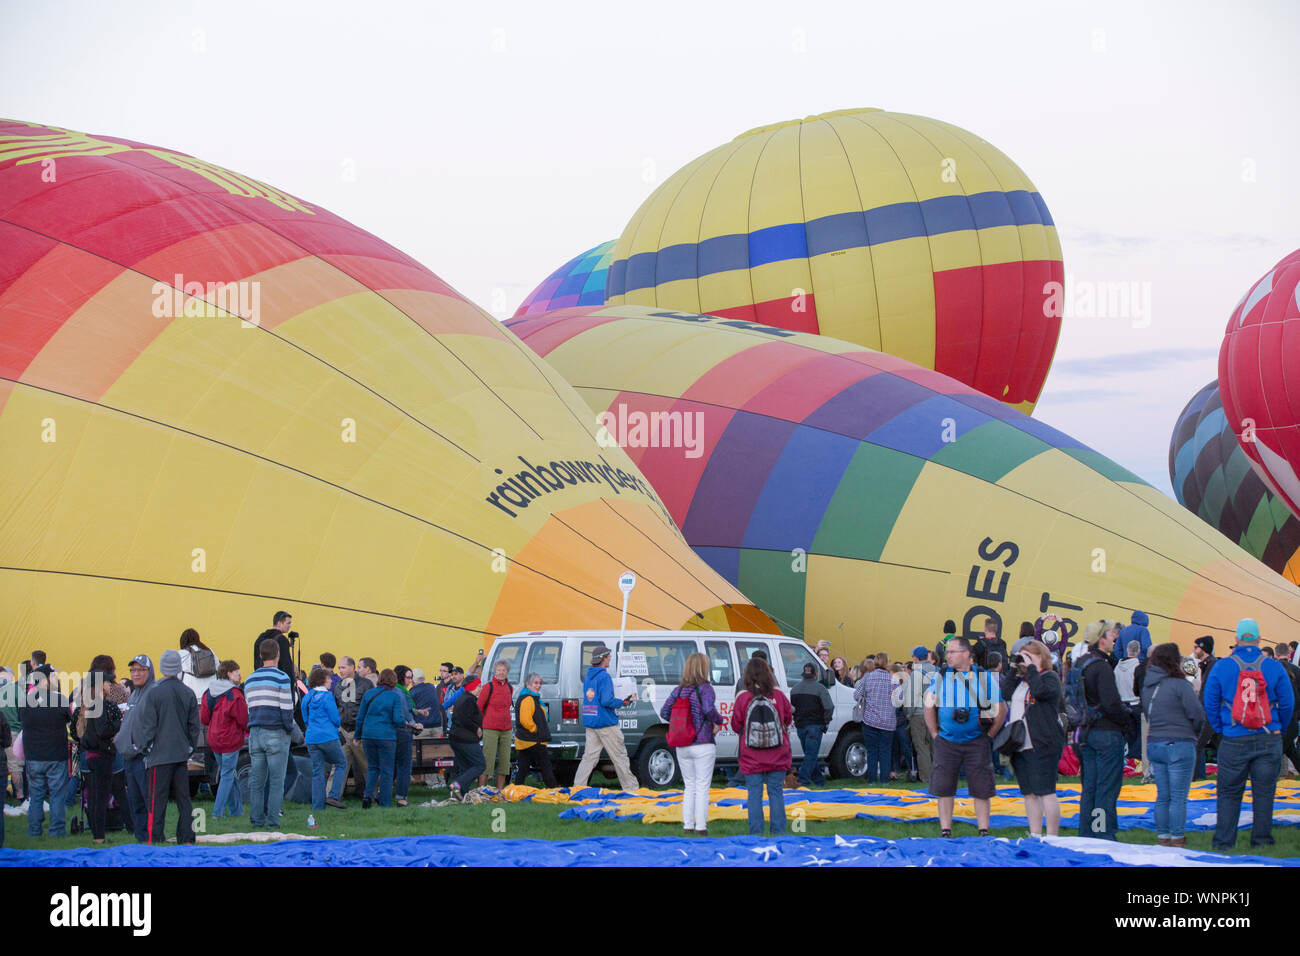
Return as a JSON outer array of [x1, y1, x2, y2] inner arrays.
[[489, 643, 526, 684], [778, 642, 821, 686], [736, 641, 770, 677], [580, 641, 609, 672], [622, 640, 698, 685], [524, 642, 562, 685], [704, 641, 734, 686]]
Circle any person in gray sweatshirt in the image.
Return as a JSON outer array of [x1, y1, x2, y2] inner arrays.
[[115, 654, 155, 842], [135, 650, 200, 845], [1140, 642, 1207, 847]]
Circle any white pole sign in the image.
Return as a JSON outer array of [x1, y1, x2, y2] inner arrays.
[[617, 571, 636, 646]]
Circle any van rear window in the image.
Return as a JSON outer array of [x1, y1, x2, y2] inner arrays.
[[524, 642, 562, 685], [704, 641, 734, 686], [489, 642, 526, 683]]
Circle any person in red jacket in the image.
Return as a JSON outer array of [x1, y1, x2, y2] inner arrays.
[[201, 660, 248, 818], [478, 661, 514, 789], [730, 656, 793, 835]]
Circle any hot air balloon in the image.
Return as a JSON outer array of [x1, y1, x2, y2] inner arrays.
[[603, 109, 1064, 413], [514, 240, 613, 317], [1218, 249, 1300, 520], [1170, 381, 1300, 584], [507, 305, 1300, 664], [0, 121, 776, 672]]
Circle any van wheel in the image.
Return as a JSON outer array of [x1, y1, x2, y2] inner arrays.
[[829, 727, 867, 780], [635, 738, 681, 788]]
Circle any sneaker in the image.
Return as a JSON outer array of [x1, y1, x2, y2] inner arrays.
[[325, 797, 346, 809], [940, 828, 953, 838], [395, 798, 408, 807], [447, 784, 462, 803], [1170, 837, 1187, 848], [362, 797, 372, 810], [978, 828, 990, 837]]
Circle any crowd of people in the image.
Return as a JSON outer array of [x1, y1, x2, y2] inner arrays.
[[3, 607, 1297, 850]]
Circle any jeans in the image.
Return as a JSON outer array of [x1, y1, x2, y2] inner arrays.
[[1079, 728, 1125, 840], [308, 740, 347, 809], [1148, 739, 1195, 838], [449, 739, 485, 793], [894, 722, 914, 774], [796, 725, 825, 784], [862, 724, 891, 784], [124, 754, 149, 841], [393, 728, 413, 799], [1213, 733, 1283, 850], [249, 726, 290, 827], [26, 758, 69, 837], [213, 750, 243, 817], [744, 770, 786, 835], [677, 743, 717, 830], [363, 738, 397, 805]]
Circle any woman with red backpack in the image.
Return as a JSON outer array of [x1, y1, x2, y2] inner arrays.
[[730, 656, 793, 836], [659, 653, 725, 835], [201, 660, 248, 819]]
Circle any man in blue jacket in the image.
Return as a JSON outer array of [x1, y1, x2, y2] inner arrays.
[[572, 646, 638, 792], [1204, 618, 1295, 851], [1117, 610, 1152, 663]]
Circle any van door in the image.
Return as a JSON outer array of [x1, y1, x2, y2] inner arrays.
[[523, 640, 563, 736], [703, 639, 738, 760]]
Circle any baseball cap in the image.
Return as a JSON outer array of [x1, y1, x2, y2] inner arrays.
[[1236, 618, 1261, 643], [589, 645, 613, 665], [130, 654, 152, 669], [911, 645, 928, 660], [1082, 620, 1122, 646]]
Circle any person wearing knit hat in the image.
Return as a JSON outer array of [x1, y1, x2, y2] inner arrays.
[[134, 648, 201, 844], [1203, 617, 1296, 851], [1189, 636, 1219, 780], [1075, 619, 1130, 841]]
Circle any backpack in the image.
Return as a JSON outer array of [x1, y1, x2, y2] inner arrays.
[[1228, 653, 1271, 730], [666, 686, 700, 748], [187, 645, 217, 679], [79, 701, 122, 753], [743, 695, 783, 750], [1063, 656, 1102, 733]]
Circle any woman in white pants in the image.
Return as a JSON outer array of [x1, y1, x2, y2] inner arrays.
[[659, 653, 726, 835]]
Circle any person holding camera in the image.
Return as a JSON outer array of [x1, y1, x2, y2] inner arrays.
[[924, 636, 1005, 837], [1000, 640, 1065, 835]]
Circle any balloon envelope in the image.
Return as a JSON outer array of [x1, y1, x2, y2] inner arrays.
[[0, 122, 775, 672], [604, 109, 1064, 413], [1169, 381, 1300, 585], [509, 305, 1300, 663], [515, 240, 614, 317], [1218, 249, 1300, 520]]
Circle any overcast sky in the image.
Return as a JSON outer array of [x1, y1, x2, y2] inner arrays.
[[3, 0, 1297, 494]]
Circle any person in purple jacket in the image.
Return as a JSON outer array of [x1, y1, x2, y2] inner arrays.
[[659, 653, 725, 835]]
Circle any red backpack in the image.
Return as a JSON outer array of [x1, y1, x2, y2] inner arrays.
[[1228, 653, 1271, 730], [666, 686, 700, 748]]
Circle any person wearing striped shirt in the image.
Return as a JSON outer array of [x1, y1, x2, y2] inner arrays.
[[245, 638, 294, 829]]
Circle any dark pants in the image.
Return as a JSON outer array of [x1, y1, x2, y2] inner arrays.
[[1123, 704, 1142, 759], [394, 728, 413, 799], [146, 761, 194, 845], [362, 738, 396, 806], [123, 755, 149, 842], [796, 725, 825, 784], [1079, 728, 1125, 840], [893, 722, 913, 774], [1213, 733, 1283, 850], [84, 752, 115, 841], [450, 739, 486, 792], [515, 744, 558, 788], [1283, 723, 1300, 775], [862, 725, 891, 784]]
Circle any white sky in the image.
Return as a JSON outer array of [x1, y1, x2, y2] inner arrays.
[[3, 0, 1297, 494]]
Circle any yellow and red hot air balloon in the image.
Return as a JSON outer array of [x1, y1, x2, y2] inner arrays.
[[0, 121, 775, 673], [605, 109, 1064, 413], [509, 305, 1300, 664]]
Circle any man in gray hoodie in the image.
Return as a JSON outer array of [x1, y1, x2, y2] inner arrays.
[[135, 650, 200, 845], [115, 654, 155, 842]]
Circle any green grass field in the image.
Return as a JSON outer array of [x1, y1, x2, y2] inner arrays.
[[6, 772, 1300, 858]]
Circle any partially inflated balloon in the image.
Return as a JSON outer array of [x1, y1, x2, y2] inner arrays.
[[0, 122, 775, 672], [508, 305, 1300, 662], [604, 109, 1064, 413], [515, 240, 613, 317], [1218, 249, 1300, 519], [1169, 381, 1300, 584]]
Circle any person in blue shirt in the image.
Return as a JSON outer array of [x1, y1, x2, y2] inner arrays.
[[1117, 610, 1152, 663], [1203, 618, 1295, 851], [301, 667, 347, 810], [924, 636, 1006, 838], [571, 645, 638, 792]]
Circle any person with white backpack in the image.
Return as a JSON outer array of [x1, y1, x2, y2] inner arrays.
[[730, 655, 793, 836]]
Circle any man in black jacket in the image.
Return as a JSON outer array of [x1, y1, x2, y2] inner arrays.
[[22, 666, 71, 838], [447, 685, 485, 801], [334, 656, 374, 798], [136, 650, 201, 845], [1077, 620, 1130, 840], [790, 663, 833, 786], [1192, 635, 1217, 780], [1275, 643, 1300, 775]]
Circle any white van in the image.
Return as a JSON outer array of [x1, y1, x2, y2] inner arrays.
[[486, 630, 867, 788]]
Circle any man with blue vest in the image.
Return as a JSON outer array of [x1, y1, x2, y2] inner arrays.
[[1204, 618, 1295, 851], [572, 645, 639, 792]]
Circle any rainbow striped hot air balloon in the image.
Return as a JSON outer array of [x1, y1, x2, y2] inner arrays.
[[1218, 249, 1300, 520], [508, 305, 1300, 664], [1170, 381, 1300, 585], [514, 240, 614, 317], [0, 121, 775, 672], [604, 109, 1064, 413]]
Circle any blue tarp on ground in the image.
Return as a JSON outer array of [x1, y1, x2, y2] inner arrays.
[[1, 834, 1295, 867]]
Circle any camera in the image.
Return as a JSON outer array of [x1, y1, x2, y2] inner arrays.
[[953, 708, 970, 723]]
